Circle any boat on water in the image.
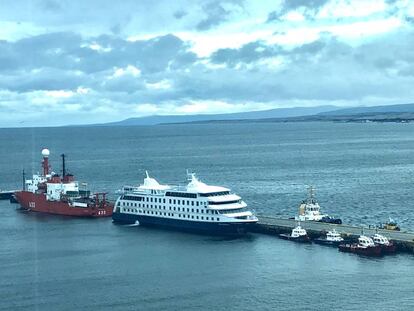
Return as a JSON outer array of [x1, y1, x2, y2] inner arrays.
[[295, 186, 342, 224], [279, 223, 311, 243], [0, 190, 16, 200], [14, 149, 113, 217], [314, 229, 344, 246], [338, 235, 382, 257], [372, 233, 396, 254], [112, 171, 258, 235]]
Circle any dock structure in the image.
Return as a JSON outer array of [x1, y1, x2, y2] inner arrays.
[[254, 215, 414, 254]]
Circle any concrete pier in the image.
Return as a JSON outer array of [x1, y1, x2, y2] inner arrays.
[[253, 215, 414, 254]]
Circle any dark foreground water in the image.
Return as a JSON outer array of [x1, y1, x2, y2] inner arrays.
[[0, 122, 414, 310]]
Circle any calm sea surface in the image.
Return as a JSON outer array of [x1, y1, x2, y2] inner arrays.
[[0, 122, 413, 310]]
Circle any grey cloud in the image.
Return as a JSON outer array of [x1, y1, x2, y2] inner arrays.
[[196, 1, 230, 31], [196, 0, 244, 31], [0, 32, 197, 77], [39, 0, 62, 12], [102, 75, 146, 94], [0, 32, 82, 71], [281, 0, 329, 12], [290, 40, 325, 55], [267, 0, 330, 22], [0, 68, 87, 92], [210, 41, 281, 66], [174, 10, 187, 19], [267, 11, 281, 22], [406, 16, 414, 24]]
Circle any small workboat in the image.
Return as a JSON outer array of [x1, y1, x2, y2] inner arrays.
[[338, 235, 382, 257], [279, 223, 311, 243], [314, 229, 344, 247], [372, 233, 396, 254]]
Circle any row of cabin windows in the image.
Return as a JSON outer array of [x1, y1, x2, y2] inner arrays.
[[121, 201, 218, 214], [165, 191, 197, 198], [209, 200, 240, 205], [122, 208, 219, 221], [122, 195, 206, 207], [219, 208, 245, 214], [199, 191, 230, 197]]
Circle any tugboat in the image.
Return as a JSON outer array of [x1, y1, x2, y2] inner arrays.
[[338, 235, 382, 257], [372, 233, 396, 254], [314, 229, 344, 247], [14, 149, 113, 217], [279, 223, 311, 243], [379, 218, 400, 231], [295, 186, 342, 224]]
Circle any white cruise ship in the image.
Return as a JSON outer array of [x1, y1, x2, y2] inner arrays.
[[112, 172, 258, 234]]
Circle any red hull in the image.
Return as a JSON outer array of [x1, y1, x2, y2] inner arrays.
[[378, 243, 397, 254], [338, 243, 382, 257], [15, 191, 113, 217]]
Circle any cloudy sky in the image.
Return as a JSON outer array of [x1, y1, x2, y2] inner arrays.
[[1, 0, 414, 127]]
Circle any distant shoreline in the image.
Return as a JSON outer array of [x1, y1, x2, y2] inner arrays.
[[160, 115, 414, 125]]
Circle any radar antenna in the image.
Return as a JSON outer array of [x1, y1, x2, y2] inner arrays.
[[186, 169, 195, 181]]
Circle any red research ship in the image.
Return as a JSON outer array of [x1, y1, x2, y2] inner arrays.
[[14, 149, 113, 217]]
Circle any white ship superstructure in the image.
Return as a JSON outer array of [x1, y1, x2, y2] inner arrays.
[[112, 172, 258, 234]]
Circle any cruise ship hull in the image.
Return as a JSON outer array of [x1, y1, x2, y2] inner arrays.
[[112, 212, 255, 235], [15, 191, 113, 217]]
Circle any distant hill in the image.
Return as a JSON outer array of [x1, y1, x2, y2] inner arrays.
[[82, 103, 414, 127], [181, 103, 414, 124], [94, 105, 338, 126], [318, 103, 414, 116]]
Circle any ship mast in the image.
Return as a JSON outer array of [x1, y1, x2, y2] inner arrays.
[[308, 185, 315, 203], [22, 169, 26, 191], [61, 154, 66, 177]]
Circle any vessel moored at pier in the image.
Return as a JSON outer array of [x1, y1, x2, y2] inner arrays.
[[314, 229, 344, 246], [295, 186, 342, 224], [14, 149, 113, 217], [372, 233, 396, 254], [279, 223, 311, 243], [338, 235, 382, 257], [112, 171, 258, 235]]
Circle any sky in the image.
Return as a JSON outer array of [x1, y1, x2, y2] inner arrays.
[[0, 0, 414, 127]]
